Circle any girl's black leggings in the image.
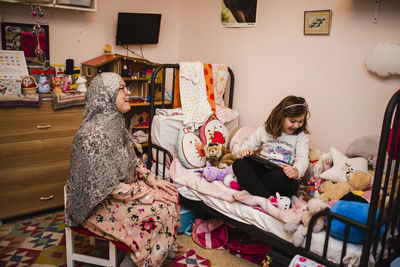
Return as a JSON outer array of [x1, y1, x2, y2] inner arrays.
[[232, 157, 298, 199]]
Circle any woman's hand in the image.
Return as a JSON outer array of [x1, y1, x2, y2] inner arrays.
[[153, 179, 178, 197], [280, 165, 299, 179], [152, 190, 177, 205], [241, 148, 254, 158]]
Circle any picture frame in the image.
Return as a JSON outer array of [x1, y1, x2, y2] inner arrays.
[[304, 10, 332, 35], [221, 0, 258, 28], [1, 22, 50, 66]]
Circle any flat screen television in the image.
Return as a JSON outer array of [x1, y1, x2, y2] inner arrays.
[[116, 12, 161, 45]]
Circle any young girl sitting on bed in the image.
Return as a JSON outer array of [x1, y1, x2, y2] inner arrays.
[[232, 95, 310, 200]]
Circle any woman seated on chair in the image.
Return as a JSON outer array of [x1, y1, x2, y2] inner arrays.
[[65, 72, 179, 266]]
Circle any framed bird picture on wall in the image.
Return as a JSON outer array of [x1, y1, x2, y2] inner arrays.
[[304, 10, 332, 35]]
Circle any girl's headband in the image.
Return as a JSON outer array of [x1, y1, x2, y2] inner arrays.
[[284, 102, 308, 110]]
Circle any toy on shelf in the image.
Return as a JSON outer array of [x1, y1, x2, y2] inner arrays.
[[37, 74, 50, 93], [52, 76, 63, 94], [104, 44, 112, 53], [76, 76, 87, 93], [63, 76, 71, 92], [132, 111, 149, 127], [21, 75, 38, 94]]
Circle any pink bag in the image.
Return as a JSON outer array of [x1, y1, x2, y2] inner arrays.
[[224, 226, 271, 265], [192, 218, 228, 249]]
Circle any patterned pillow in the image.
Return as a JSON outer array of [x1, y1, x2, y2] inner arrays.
[[177, 127, 206, 169], [200, 118, 229, 147], [320, 147, 368, 183]]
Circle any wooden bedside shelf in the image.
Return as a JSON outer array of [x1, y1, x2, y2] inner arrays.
[[130, 100, 172, 107], [123, 77, 148, 81]]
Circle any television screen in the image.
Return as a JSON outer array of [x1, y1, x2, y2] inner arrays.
[[116, 12, 161, 45]]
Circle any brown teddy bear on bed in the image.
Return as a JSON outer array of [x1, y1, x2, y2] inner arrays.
[[320, 170, 372, 202], [205, 143, 238, 169]]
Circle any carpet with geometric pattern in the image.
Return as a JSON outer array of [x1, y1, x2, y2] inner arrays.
[[0, 211, 211, 267]]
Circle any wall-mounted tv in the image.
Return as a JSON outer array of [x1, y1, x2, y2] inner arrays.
[[116, 12, 161, 45]]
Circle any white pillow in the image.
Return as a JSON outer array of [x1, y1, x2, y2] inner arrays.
[[320, 147, 368, 183]]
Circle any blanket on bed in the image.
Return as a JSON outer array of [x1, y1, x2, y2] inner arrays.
[[170, 158, 304, 223]]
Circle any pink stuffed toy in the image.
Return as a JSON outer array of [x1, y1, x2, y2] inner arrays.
[[196, 162, 241, 190]]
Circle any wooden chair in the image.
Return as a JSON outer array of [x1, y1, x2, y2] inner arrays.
[[64, 186, 129, 267]]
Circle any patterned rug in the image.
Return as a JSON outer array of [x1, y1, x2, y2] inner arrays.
[[0, 211, 211, 267]]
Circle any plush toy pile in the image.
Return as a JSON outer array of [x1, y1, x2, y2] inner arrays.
[[284, 192, 329, 247], [320, 170, 372, 202]]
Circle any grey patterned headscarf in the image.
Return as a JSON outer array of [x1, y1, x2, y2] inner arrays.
[[65, 72, 137, 226]]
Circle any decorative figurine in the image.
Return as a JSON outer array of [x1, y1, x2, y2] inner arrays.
[[104, 43, 112, 53], [37, 74, 50, 93], [21, 75, 38, 95], [63, 76, 71, 92], [52, 76, 63, 94], [76, 76, 87, 93]]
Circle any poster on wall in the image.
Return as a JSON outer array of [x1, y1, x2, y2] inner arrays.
[[221, 0, 258, 27]]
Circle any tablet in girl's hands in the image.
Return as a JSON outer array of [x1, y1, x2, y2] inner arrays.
[[249, 154, 281, 169]]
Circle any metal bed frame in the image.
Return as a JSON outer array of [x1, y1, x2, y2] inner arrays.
[[147, 64, 400, 266]]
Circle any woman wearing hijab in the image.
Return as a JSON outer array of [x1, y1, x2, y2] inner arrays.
[[65, 72, 179, 266]]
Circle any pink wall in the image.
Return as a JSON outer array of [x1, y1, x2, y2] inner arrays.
[[178, 0, 400, 152], [0, 0, 181, 65], [1, 0, 400, 152]]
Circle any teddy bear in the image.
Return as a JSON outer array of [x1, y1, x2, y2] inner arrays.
[[205, 143, 238, 169], [196, 162, 241, 190], [379, 171, 400, 216], [320, 170, 372, 202], [283, 192, 329, 247]]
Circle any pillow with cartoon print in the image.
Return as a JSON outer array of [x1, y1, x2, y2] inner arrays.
[[320, 147, 368, 183], [200, 118, 229, 147], [177, 127, 206, 169]]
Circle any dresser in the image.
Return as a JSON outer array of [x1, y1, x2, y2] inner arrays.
[[0, 100, 84, 221]]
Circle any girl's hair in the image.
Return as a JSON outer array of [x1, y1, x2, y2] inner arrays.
[[265, 95, 310, 138]]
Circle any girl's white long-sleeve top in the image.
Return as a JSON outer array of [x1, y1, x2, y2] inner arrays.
[[241, 126, 310, 178]]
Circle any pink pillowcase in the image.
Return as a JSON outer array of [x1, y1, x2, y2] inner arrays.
[[215, 104, 239, 124]]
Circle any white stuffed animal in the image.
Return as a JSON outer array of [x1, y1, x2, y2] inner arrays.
[[276, 192, 291, 210], [223, 173, 241, 191], [76, 76, 87, 93]]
